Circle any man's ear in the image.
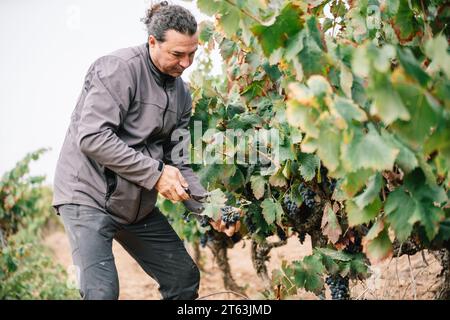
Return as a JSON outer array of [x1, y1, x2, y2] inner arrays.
[[148, 35, 157, 49]]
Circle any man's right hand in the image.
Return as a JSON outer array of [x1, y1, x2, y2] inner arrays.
[[155, 165, 190, 202]]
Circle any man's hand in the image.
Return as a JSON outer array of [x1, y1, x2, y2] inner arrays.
[[155, 165, 190, 202], [209, 208, 243, 237]]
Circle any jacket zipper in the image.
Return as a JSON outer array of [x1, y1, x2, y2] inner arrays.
[[161, 81, 170, 135], [132, 82, 169, 224]]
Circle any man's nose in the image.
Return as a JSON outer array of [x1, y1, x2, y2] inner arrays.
[[179, 56, 191, 69]]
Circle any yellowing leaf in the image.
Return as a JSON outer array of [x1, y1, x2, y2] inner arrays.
[[341, 125, 399, 172], [321, 202, 342, 244], [250, 175, 266, 200]]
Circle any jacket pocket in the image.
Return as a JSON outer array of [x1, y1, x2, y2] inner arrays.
[[104, 146, 158, 224]]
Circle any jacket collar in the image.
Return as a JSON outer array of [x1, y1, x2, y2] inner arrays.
[[144, 42, 176, 89]]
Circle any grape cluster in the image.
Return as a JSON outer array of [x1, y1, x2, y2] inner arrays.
[[221, 206, 241, 228], [325, 275, 350, 300], [199, 215, 211, 228], [200, 233, 208, 247], [299, 183, 316, 209], [276, 226, 287, 241], [297, 231, 306, 244], [283, 195, 300, 219], [231, 232, 242, 244], [199, 231, 214, 248], [320, 166, 337, 195]]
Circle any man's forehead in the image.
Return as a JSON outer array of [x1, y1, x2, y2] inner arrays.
[[162, 29, 199, 51]]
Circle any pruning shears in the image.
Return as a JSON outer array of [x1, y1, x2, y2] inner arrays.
[[184, 187, 212, 203]]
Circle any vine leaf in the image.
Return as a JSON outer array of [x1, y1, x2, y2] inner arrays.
[[321, 202, 342, 244], [251, 3, 304, 57], [261, 198, 283, 225], [250, 175, 266, 200], [362, 220, 393, 263]]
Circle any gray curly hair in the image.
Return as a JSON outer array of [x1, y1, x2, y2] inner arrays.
[[142, 1, 197, 42]]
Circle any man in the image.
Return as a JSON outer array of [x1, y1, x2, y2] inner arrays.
[[52, 2, 239, 300]]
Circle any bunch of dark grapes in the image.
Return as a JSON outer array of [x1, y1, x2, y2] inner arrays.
[[297, 231, 306, 244], [298, 183, 316, 209], [231, 232, 242, 244], [325, 275, 350, 300], [276, 226, 287, 241], [200, 233, 208, 247], [199, 215, 211, 228], [221, 206, 241, 227], [283, 195, 300, 219], [320, 166, 337, 195], [199, 231, 215, 248]]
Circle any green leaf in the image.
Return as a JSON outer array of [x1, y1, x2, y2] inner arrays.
[[331, 96, 367, 124], [353, 173, 383, 209], [307, 75, 332, 97], [370, 78, 410, 125], [198, 20, 214, 44], [317, 121, 342, 172], [285, 30, 305, 61], [385, 188, 417, 241], [293, 255, 326, 294], [397, 47, 430, 86], [381, 130, 418, 173], [306, 15, 324, 50], [363, 225, 393, 263], [346, 197, 382, 227], [251, 3, 304, 56], [316, 248, 352, 262], [298, 153, 320, 181], [197, 0, 219, 15], [250, 175, 266, 200], [261, 198, 283, 225], [225, 167, 245, 191], [263, 62, 282, 82], [202, 189, 228, 221], [413, 204, 446, 241], [286, 99, 319, 138], [391, 0, 421, 43], [271, 261, 298, 296], [298, 35, 326, 77], [341, 125, 399, 172], [341, 169, 373, 197], [219, 38, 237, 60], [241, 81, 264, 100], [391, 74, 439, 149], [219, 4, 241, 37], [425, 35, 450, 78]]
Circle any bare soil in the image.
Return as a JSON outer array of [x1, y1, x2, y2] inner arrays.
[[43, 231, 443, 300]]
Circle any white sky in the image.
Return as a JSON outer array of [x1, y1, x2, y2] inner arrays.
[[0, 0, 221, 185]]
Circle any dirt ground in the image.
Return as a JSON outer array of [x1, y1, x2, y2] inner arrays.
[[43, 230, 443, 300]]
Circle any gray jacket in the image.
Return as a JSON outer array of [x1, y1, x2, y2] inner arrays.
[[52, 43, 206, 224]]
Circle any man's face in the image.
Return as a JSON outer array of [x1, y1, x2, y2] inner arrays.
[[148, 29, 198, 78]]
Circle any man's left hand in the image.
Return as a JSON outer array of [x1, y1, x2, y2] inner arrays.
[[209, 208, 243, 237]]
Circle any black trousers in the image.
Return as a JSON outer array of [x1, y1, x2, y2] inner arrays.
[[58, 204, 200, 300]]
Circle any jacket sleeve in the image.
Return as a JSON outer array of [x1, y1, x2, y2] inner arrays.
[[76, 55, 164, 191], [163, 88, 206, 213]]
